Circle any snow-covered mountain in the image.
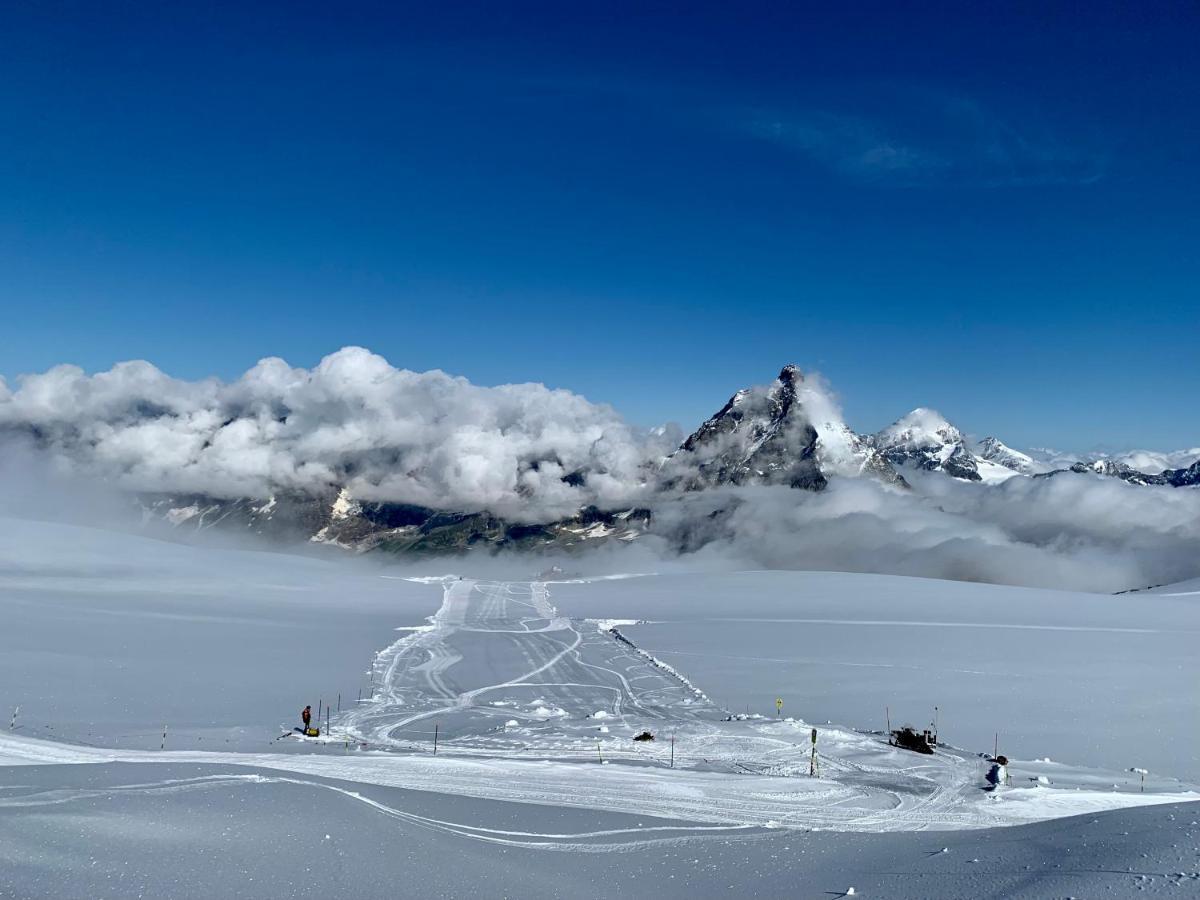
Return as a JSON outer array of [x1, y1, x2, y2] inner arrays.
[[810, 420, 908, 485], [129, 363, 1197, 554], [869, 415, 1199, 489], [976, 436, 1038, 474], [1113, 447, 1200, 473], [660, 365, 828, 491], [1163, 459, 1200, 487], [660, 364, 905, 491], [1064, 459, 1170, 486], [870, 408, 985, 482], [1038, 457, 1200, 488]]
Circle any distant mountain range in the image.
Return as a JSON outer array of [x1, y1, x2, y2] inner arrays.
[[137, 364, 1198, 555]]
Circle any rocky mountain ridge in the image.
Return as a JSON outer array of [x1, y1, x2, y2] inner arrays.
[[134, 363, 1198, 555]]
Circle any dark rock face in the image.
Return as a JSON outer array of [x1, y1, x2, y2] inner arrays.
[[1067, 460, 1167, 485], [1036, 456, 1200, 487], [138, 491, 336, 542], [1162, 459, 1200, 487], [939, 447, 984, 482], [858, 445, 911, 487], [662, 365, 827, 492], [140, 489, 651, 556]]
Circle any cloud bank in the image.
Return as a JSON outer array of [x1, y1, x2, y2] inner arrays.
[[648, 471, 1200, 593], [2, 348, 1197, 593], [0, 347, 665, 522]]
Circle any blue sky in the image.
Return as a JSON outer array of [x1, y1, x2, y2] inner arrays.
[[1, 2, 1197, 450]]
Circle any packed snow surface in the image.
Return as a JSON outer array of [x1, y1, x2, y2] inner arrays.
[[552, 571, 1200, 775], [0, 577, 1191, 835], [1, 520, 1197, 897], [2, 762, 1196, 899]]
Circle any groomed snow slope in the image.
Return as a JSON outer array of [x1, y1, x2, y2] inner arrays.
[[1, 521, 1197, 897], [1, 761, 1197, 899], [550, 571, 1200, 776]]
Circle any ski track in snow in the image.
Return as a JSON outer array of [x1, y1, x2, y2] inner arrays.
[[0, 772, 756, 852], [0, 577, 1195, 845]]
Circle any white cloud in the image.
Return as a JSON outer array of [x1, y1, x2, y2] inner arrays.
[[0, 348, 659, 522], [648, 470, 1200, 593], [3, 350, 1196, 593]]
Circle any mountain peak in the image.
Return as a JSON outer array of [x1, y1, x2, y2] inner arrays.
[[977, 436, 1036, 474], [777, 364, 801, 385], [877, 408, 963, 448], [664, 365, 825, 491], [873, 408, 979, 481]]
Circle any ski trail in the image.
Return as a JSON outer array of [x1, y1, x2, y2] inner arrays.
[[9, 575, 1189, 838], [0, 772, 759, 852], [338, 578, 716, 749], [1, 723, 1194, 834]]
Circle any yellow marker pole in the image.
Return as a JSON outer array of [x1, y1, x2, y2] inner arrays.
[[775, 697, 783, 718]]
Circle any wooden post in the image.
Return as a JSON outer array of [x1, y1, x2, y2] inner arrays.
[[326, 706, 330, 733], [994, 732, 999, 759], [934, 706, 939, 740], [317, 699, 322, 725], [810, 727, 818, 777], [596, 741, 603, 763], [337, 693, 341, 713], [9, 706, 18, 730], [433, 722, 439, 755], [885, 705, 890, 733], [161, 724, 167, 751], [670, 734, 675, 769]]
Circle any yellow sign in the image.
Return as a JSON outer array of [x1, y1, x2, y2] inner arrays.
[[775, 698, 783, 710]]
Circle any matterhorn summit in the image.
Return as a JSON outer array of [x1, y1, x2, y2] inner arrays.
[[661, 364, 828, 491]]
